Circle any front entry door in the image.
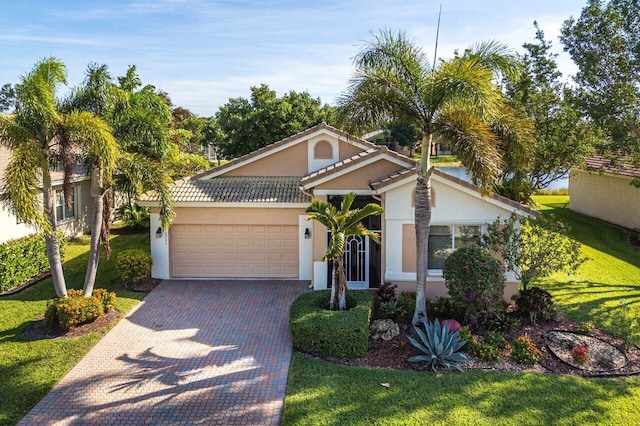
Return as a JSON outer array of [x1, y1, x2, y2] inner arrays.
[[344, 235, 369, 289]]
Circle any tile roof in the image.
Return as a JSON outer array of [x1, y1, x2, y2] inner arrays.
[[584, 154, 640, 178], [300, 145, 416, 187], [141, 176, 311, 204], [193, 122, 379, 180]]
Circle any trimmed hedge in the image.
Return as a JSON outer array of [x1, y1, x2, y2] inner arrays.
[[116, 249, 152, 285], [0, 233, 66, 292], [289, 290, 373, 360]]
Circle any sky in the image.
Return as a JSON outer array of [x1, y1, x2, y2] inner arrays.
[[1, 0, 588, 117]]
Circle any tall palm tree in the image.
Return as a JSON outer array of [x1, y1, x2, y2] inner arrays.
[[0, 57, 117, 297], [67, 64, 175, 295], [338, 30, 533, 323], [306, 192, 383, 310]]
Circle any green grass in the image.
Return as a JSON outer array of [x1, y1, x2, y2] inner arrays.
[[284, 195, 640, 425], [0, 232, 148, 426], [283, 354, 640, 425], [411, 154, 461, 167], [532, 195, 640, 333]]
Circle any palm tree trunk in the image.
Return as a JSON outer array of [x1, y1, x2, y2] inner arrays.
[[336, 257, 347, 310], [42, 166, 67, 298], [83, 165, 102, 297], [413, 132, 433, 324], [329, 260, 339, 310]]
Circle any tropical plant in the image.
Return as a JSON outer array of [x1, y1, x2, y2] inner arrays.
[[442, 245, 506, 323], [482, 213, 585, 290], [408, 318, 468, 372], [338, 30, 533, 324], [114, 203, 150, 229], [305, 192, 383, 311], [512, 286, 555, 325], [0, 58, 117, 297]]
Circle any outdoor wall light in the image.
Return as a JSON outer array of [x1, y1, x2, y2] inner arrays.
[[155, 227, 163, 238], [304, 228, 312, 239]]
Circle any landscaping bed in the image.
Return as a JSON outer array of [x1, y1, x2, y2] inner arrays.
[[23, 309, 121, 340]]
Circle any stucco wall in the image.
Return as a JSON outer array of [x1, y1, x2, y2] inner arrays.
[[315, 159, 404, 191], [393, 280, 520, 302], [225, 141, 309, 176], [570, 169, 640, 230]]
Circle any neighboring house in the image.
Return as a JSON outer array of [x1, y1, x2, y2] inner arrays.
[[570, 154, 640, 231], [0, 145, 93, 244], [138, 123, 538, 300]]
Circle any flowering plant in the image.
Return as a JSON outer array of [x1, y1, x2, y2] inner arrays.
[[570, 345, 589, 363], [443, 246, 505, 325]]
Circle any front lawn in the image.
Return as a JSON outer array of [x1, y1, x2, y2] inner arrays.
[[0, 232, 148, 426], [283, 196, 640, 425]]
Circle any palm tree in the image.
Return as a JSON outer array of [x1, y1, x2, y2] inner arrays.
[[338, 30, 533, 323], [0, 58, 117, 297], [306, 192, 383, 310], [67, 64, 175, 295]]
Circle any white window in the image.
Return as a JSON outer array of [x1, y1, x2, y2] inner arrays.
[[428, 225, 482, 271], [55, 188, 76, 223]]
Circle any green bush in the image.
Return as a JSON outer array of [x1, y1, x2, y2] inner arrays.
[[45, 290, 104, 330], [116, 249, 152, 285], [512, 286, 555, 325], [396, 291, 418, 323], [509, 336, 541, 365], [290, 290, 373, 360], [433, 297, 464, 322], [0, 232, 66, 292], [443, 245, 505, 324], [93, 288, 117, 312]]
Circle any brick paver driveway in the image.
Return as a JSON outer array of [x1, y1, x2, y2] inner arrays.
[[20, 280, 308, 425]]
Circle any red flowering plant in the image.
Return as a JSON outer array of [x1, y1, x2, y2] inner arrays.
[[443, 246, 506, 327], [570, 345, 590, 363]]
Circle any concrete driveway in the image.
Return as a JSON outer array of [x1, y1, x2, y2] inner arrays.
[[19, 280, 308, 425]]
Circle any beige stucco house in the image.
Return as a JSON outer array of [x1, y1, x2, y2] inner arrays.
[[0, 146, 93, 244], [139, 123, 538, 300], [570, 155, 640, 231]]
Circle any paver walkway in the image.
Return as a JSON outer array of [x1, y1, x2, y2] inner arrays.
[[19, 280, 308, 425]]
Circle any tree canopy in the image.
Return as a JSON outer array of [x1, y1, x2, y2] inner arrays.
[[561, 0, 640, 167], [215, 84, 336, 158]]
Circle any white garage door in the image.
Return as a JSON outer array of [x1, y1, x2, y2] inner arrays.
[[170, 224, 299, 278]]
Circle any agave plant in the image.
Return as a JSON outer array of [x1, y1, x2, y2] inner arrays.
[[407, 318, 468, 372]]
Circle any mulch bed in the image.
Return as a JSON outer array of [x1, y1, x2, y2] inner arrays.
[[23, 309, 121, 340], [323, 317, 640, 377], [127, 277, 162, 292]]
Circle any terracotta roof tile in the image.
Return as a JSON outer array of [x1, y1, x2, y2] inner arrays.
[[141, 176, 310, 204], [585, 154, 640, 178]]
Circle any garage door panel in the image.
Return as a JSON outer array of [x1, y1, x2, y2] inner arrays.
[[171, 224, 298, 278]]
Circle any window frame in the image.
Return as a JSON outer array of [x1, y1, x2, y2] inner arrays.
[[427, 223, 484, 276], [54, 187, 77, 223]]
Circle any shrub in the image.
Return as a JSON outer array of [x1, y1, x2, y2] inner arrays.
[[509, 336, 541, 365], [379, 301, 398, 317], [114, 203, 150, 229], [473, 343, 502, 362], [116, 249, 152, 285], [484, 330, 508, 349], [443, 246, 505, 324], [290, 290, 373, 360], [45, 290, 104, 330], [0, 232, 66, 292], [376, 281, 397, 304], [512, 286, 555, 325], [396, 291, 418, 323], [93, 288, 117, 312], [408, 318, 468, 372], [571, 346, 590, 363], [484, 311, 520, 333], [433, 297, 463, 322]]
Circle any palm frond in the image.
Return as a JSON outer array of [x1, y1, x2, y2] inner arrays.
[[0, 142, 50, 232], [435, 109, 502, 193], [490, 104, 535, 174], [463, 40, 522, 83]]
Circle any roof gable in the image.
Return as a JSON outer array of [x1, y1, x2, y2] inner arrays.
[[193, 123, 377, 180]]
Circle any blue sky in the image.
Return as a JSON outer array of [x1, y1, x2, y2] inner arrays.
[[1, 0, 587, 117]]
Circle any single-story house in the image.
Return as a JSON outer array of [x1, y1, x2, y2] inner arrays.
[[138, 123, 538, 300], [0, 145, 93, 244], [570, 155, 640, 231]]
